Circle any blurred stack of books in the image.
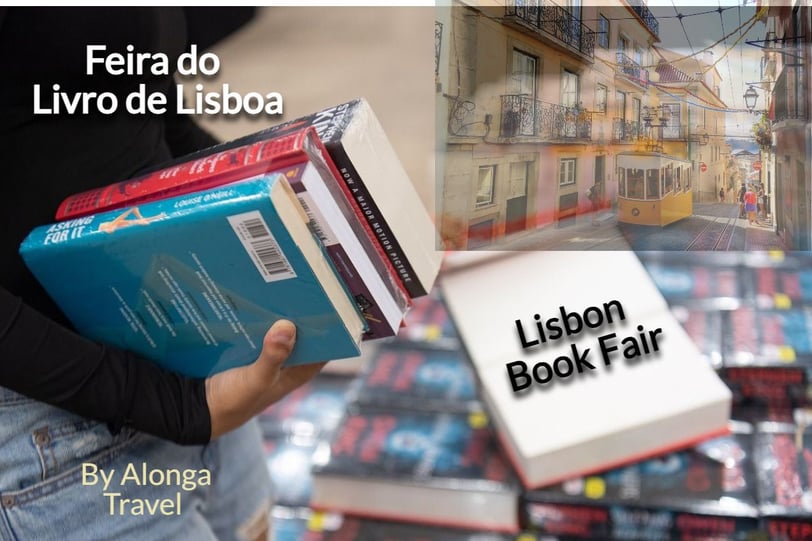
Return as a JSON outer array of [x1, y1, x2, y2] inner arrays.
[[262, 250, 812, 540]]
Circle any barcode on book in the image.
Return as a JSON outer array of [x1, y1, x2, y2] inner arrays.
[[227, 211, 296, 283], [296, 192, 338, 246]]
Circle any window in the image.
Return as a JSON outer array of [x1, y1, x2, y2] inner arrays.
[[627, 168, 644, 199], [617, 167, 626, 197], [508, 162, 529, 198], [509, 49, 537, 97], [597, 15, 609, 48], [595, 84, 607, 113], [559, 158, 576, 186], [646, 169, 660, 200], [561, 70, 579, 108], [618, 35, 629, 58], [616, 90, 626, 121], [476, 166, 496, 207], [662, 103, 680, 139]]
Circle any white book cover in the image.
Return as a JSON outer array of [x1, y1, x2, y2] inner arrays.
[[441, 251, 731, 489]]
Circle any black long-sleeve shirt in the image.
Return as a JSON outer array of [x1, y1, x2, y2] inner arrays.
[[0, 7, 235, 444]]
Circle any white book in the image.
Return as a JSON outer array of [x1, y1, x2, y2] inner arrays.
[[441, 251, 732, 489], [260, 98, 444, 299]]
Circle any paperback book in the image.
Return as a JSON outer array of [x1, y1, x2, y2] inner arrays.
[[753, 421, 812, 539], [259, 373, 353, 440], [390, 288, 461, 350], [721, 307, 812, 413], [670, 306, 724, 369], [752, 266, 812, 309], [57, 128, 410, 340], [270, 507, 517, 541], [349, 347, 482, 414], [310, 409, 521, 532], [20, 175, 365, 376], [56, 98, 444, 300], [523, 422, 761, 540], [441, 251, 732, 489], [640, 258, 743, 307]]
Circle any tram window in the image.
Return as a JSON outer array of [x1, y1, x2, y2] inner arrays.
[[646, 168, 659, 200], [618, 167, 626, 197], [684, 168, 691, 192], [664, 165, 673, 194], [675, 167, 681, 191], [628, 168, 644, 199]]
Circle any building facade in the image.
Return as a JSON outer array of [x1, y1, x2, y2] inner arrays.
[[436, 1, 725, 248], [759, 2, 811, 250]]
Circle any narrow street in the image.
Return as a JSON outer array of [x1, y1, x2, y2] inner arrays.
[[493, 202, 787, 252]]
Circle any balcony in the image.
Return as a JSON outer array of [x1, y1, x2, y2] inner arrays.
[[500, 95, 592, 141], [625, 0, 659, 38], [503, 1, 595, 61], [773, 65, 807, 123], [616, 53, 649, 88], [612, 119, 643, 143]]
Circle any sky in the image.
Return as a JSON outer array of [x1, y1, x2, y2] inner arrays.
[[648, 2, 766, 143]]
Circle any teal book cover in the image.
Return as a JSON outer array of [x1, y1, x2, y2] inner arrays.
[[20, 174, 364, 378]]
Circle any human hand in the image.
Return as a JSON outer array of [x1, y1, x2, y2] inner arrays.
[[205, 319, 324, 440]]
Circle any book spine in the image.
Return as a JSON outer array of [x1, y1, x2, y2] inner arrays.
[[55, 131, 309, 220], [326, 142, 426, 298], [288, 180, 395, 339], [300, 134, 411, 310]]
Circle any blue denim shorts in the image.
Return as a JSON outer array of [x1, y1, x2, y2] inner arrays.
[[0, 386, 272, 541]]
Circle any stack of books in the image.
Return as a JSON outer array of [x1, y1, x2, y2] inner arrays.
[[265, 250, 812, 540], [309, 291, 521, 533], [640, 251, 812, 422], [20, 99, 444, 376]]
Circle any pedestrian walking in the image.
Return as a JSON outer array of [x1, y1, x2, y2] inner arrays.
[[738, 184, 747, 218], [744, 185, 759, 225], [719, 187, 725, 203]]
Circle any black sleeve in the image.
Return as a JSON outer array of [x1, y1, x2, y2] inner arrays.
[[164, 105, 220, 158], [0, 287, 212, 445]]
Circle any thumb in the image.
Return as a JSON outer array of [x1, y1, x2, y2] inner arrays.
[[250, 319, 297, 381], [206, 319, 297, 440]]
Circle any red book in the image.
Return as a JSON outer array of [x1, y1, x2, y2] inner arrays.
[[57, 128, 410, 339]]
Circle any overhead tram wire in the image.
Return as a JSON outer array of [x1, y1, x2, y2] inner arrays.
[[737, 2, 747, 132], [578, 6, 736, 24], [671, 0, 700, 77], [718, 1, 739, 114], [617, 5, 761, 70]]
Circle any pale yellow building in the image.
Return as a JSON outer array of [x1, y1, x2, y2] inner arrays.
[[436, 0, 663, 248], [652, 47, 728, 203]]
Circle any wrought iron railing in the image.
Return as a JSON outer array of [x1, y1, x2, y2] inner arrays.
[[625, 0, 659, 37], [500, 95, 592, 140], [435, 21, 443, 76], [616, 53, 649, 87], [504, 1, 596, 60], [612, 119, 643, 142]]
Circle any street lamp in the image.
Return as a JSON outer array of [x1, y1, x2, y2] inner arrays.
[[743, 86, 759, 113]]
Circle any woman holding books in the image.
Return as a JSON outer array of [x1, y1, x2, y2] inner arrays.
[[0, 7, 322, 540]]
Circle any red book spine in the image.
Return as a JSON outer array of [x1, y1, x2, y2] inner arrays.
[[55, 130, 311, 220], [55, 127, 412, 312]]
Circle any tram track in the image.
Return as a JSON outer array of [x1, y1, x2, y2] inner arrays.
[[685, 213, 738, 251]]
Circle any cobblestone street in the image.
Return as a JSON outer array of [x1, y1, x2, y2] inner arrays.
[[492, 202, 788, 252]]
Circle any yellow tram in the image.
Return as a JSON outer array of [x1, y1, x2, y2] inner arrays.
[[616, 152, 693, 226]]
